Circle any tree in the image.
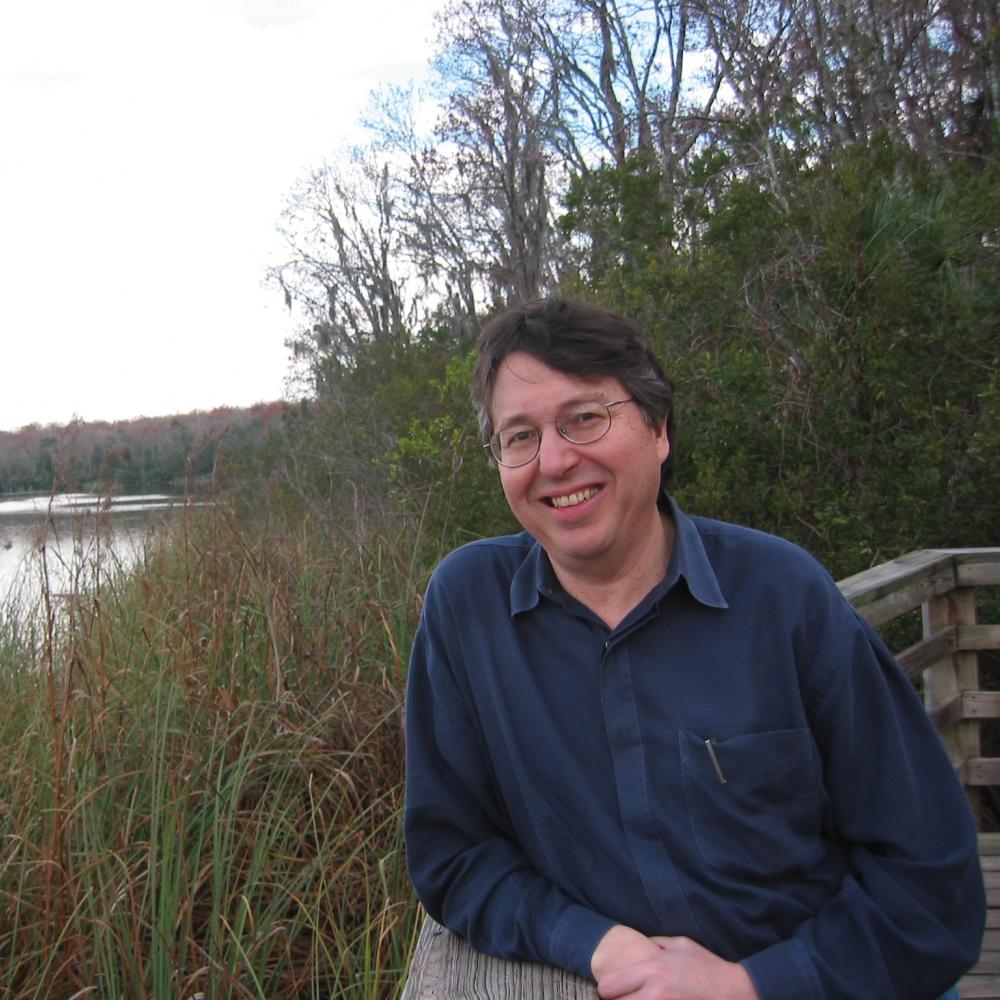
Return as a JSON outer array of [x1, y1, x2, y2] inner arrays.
[[273, 152, 424, 381], [429, 0, 566, 303], [693, 0, 998, 171]]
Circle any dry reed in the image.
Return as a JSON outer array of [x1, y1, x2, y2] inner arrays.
[[0, 498, 429, 998]]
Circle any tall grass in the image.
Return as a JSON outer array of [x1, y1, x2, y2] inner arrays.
[[0, 498, 431, 998]]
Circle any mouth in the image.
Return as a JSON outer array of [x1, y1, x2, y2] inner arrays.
[[547, 486, 601, 509]]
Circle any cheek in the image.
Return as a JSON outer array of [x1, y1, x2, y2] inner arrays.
[[498, 469, 528, 506]]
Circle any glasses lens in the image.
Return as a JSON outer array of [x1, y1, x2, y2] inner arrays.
[[560, 403, 612, 443], [490, 403, 617, 466], [491, 426, 539, 467]]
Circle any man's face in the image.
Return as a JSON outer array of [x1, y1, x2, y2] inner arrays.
[[491, 352, 669, 580]]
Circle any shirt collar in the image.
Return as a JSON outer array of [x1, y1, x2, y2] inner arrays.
[[510, 539, 550, 616], [660, 495, 729, 610], [508, 496, 729, 617]]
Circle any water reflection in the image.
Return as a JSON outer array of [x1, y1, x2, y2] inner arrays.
[[0, 493, 182, 610]]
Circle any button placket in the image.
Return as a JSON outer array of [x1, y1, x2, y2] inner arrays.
[[599, 634, 700, 936]]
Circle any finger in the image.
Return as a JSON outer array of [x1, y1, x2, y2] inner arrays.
[[597, 966, 647, 999]]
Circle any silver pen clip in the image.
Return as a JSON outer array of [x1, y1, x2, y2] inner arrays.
[[704, 738, 727, 785]]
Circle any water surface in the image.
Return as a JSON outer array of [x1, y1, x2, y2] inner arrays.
[[0, 493, 181, 609]]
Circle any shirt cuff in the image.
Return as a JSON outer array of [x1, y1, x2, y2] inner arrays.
[[741, 936, 823, 1000], [549, 904, 618, 982]]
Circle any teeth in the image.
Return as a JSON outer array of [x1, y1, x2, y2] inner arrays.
[[550, 487, 599, 509]]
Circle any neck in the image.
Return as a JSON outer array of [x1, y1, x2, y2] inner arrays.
[[551, 510, 674, 630]]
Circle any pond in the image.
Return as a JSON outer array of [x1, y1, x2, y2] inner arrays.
[[0, 493, 182, 611]]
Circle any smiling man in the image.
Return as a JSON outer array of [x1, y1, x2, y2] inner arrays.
[[403, 297, 984, 1000]]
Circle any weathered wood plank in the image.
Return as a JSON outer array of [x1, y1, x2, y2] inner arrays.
[[981, 929, 1000, 952], [954, 552, 1000, 589], [973, 951, 1000, 973], [401, 915, 597, 1000], [966, 759, 1000, 787], [896, 626, 958, 678], [929, 691, 965, 730], [925, 587, 981, 781], [958, 975, 1000, 998], [837, 549, 951, 603], [980, 834, 1000, 857], [961, 625, 1000, 652], [966, 693, 1000, 720], [838, 551, 957, 625], [836, 548, 1000, 625]]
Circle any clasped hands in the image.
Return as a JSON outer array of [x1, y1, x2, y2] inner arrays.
[[590, 924, 759, 1000]]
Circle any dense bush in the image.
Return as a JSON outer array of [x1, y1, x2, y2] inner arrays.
[[651, 144, 999, 576]]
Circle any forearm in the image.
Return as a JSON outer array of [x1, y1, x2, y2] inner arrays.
[[405, 619, 615, 977], [405, 800, 615, 976], [740, 843, 983, 1000]]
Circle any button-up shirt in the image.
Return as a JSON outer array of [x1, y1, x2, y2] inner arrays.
[[404, 501, 984, 999]]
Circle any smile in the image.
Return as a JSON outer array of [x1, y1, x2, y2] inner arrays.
[[549, 487, 600, 509]]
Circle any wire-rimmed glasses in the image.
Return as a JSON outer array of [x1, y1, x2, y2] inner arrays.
[[486, 399, 636, 468]]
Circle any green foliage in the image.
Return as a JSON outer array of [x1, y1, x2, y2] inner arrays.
[[391, 351, 517, 545], [280, 140, 998, 581], [561, 153, 677, 307], [270, 137, 998, 583], [560, 140, 1000, 577], [274, 325, 520, 550]]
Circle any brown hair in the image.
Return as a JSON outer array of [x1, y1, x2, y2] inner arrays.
[[473, 297, 676, 489]]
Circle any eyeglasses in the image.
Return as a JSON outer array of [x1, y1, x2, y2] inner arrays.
[[487, 399, 636, 468]]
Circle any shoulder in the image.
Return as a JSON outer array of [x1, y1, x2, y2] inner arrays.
[[693, 514, 826, 569], [687, 514, 840, 602], [417, 532, 535, 641], [427, 531, 535, 596]]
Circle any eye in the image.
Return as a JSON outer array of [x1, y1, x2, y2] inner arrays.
[[564, 408, 603, 430], [502, 426, 537, 448]]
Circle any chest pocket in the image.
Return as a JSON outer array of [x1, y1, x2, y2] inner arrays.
[[679, 728, 823, 878]]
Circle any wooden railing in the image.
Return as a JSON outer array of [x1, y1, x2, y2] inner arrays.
[[839, 548, 1000, 798], [402, 547, 1000, 1000]]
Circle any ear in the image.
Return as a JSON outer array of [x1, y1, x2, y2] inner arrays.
[[653, 418, 670, 465]]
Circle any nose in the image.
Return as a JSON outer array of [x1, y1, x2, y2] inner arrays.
[[535, 425, 581, 478]]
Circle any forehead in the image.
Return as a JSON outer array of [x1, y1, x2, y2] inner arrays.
[[492, 353, 624, 422]]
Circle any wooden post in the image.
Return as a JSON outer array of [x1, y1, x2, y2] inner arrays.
[[923, 584, 981, 818]]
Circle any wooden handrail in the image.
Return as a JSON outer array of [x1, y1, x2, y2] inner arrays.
[[838, 548, 1000, 625], [839, 548, 1000, 792]]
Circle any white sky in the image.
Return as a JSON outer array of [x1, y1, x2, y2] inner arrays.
[[0, 0, 444, 432]]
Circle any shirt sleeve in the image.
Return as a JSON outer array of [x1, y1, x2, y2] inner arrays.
[[740, 572, 985, 1000], [403, 570, 616, 980]]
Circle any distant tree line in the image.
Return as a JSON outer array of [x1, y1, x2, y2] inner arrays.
[[0, 403, 288, 496], [265, 0, 998, 579]]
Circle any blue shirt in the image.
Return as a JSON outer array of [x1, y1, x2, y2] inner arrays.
[[404, 501, 984, 999]]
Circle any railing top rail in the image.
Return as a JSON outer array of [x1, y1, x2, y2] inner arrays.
[[837, 548, 1000, 625]]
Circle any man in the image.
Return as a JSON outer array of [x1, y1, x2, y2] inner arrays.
[[404, 297, 984, 999]]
